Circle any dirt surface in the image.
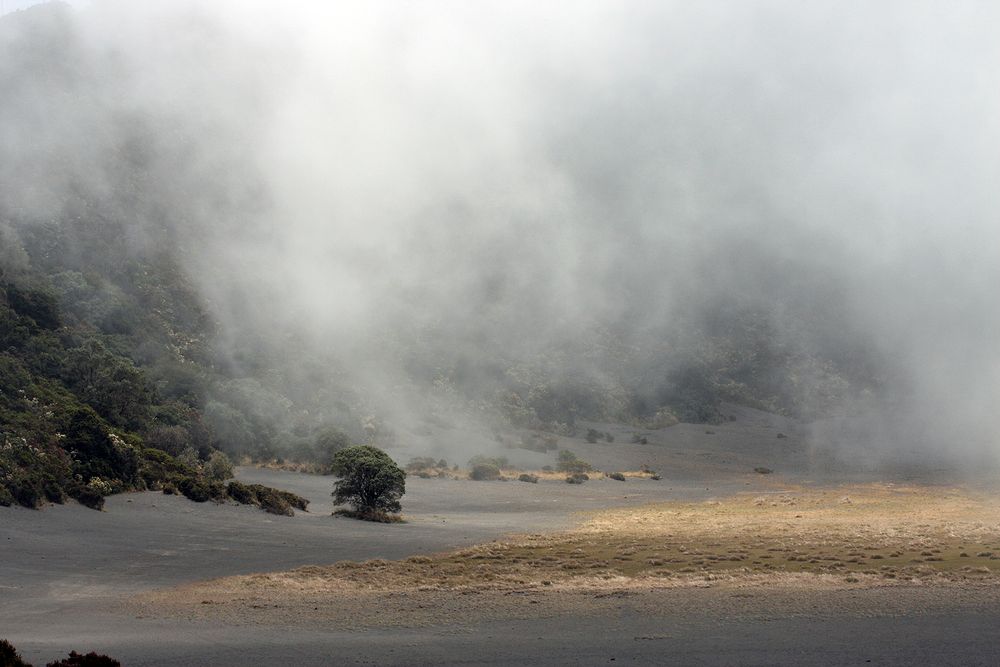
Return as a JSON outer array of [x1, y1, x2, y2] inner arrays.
[[128, 484, 1000, 631], [4, 410, 1000, 665]]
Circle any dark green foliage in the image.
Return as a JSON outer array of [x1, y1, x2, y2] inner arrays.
[[225, 481, 309, 516], [607, 472, 626, 481], [3, 281, 60, 330], [331, 445, 405, 517], [585, 428, 600, 443], [71, 486, 105, 510], [0, 638, 31, 667], [566, 473, 589, 484], [45, 650, 121, 667], [176, 476, 225, 503], [64, 408, 140, 486], [518, 473, 539, 483], [556, 450, 592, 473]]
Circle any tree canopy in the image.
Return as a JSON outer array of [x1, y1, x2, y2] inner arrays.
[[331, 445, 405, 518]]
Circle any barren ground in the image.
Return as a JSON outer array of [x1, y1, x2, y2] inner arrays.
[[5, 409, 1000, 665]]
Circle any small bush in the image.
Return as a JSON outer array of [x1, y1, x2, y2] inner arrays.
[[225, 481, 308, 515], [71, 486, 105, 510], [604, 432, 614, 443], [518, 473, 539, 483], [46, 650, 121, 667], [754, 467, 774, 474], [333, 508, 403, 523], [470, 463, 501, 481], [254, 486, 293, 516], [607, 472, 626, 481], [566, 472, 589, 484], [203, 451, 234, 481], [556, 450, 592, 473], [776, 433, 787, 439], [650, 473, 662, 480], [225, 480, 254, 504], [405, 456, 439, 472], [585, 428, 601, 443]]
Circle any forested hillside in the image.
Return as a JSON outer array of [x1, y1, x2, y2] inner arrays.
[[0, 3, 893, 509]]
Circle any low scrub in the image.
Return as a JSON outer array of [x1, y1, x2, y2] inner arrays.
[[556, 450, 592, 473], [225, 480, 309, 516], [470, 463, 502, 481], [0, 640, 121, 667], [518, 473, 539, 483], [46, 651, 121, 667], [333, 508, 404, 523], [606, 472, 626, 481], [566, 472, 589, 484]]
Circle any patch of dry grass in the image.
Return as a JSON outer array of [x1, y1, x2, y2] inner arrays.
[[129, 484, 1000, 628]]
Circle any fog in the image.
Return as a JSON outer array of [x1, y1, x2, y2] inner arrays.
[[2, 1, 999, 466]]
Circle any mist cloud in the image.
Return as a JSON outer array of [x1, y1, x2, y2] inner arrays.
[[2, 0, 999, 466]]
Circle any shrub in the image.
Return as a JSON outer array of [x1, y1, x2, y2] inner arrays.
[[470, 463, 501, 481], [46, 650, 121, 667], [405, 456, 439, 472], [0, 638, 31, 667], [253, 486, 293, 516], [225, 480, 254, 504], [176, 477, 225, 503], [556, 450, 592, 473], [331, 446, 405, 518], [0, 486, 13, 507], [203, 451, 234, 481], [468, 455, 507, 469], [585, 428, 600, 443], [70, 486, 104, 510], [607, 472, 626, 481], [224, 481, 309, 515], [566, 473, 588, 484], [518, 473, 539, 483]]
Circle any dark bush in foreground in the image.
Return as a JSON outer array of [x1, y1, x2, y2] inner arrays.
[[607, 472, 626, 481], [331, 446, 405, 519], [566, 472, 589, 484], [754, 467, 774, 474], [518, 473, 539, 483], [470, 463, 501, 481], [0, 638, 31, 667], [46, 650, 121, 667]]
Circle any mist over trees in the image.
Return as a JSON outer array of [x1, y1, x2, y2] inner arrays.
[[1, 0, 999, 477]]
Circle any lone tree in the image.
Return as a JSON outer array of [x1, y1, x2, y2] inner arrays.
[[331, 445, 405, 521]]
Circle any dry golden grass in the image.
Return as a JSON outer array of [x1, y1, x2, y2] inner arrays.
[[130, 484, 1000, 628]]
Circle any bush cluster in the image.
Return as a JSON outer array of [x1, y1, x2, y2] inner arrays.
[[0, 639, 120, 667], [556, 450, 592, 473]]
